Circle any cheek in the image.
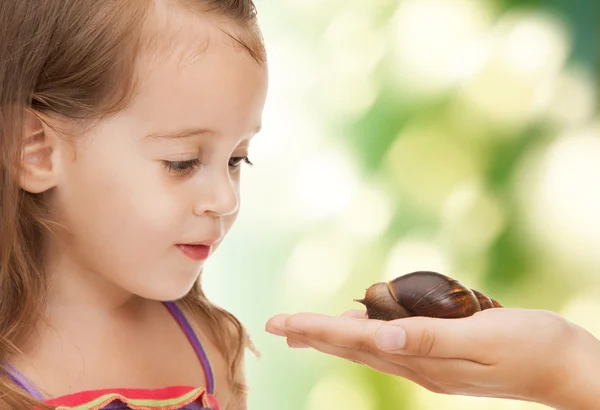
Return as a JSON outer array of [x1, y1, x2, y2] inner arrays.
[[223, 212, 239, 233], [55, 148, 184, 255], [210, 212, 238, 256], [224, 179, 241, 230], [214, 179, 241, 248]]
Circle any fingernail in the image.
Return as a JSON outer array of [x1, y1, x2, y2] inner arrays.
[[374, 325, 406, 351], [287, 339, 309, 348], [265, 325, 286, 337]]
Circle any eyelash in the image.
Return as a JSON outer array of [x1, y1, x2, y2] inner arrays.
[[162, 159, 201, 175], [162, 156, 254, 176], [229, 156, 254, 169]]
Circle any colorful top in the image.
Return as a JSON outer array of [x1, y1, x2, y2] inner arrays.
[[5, 301, 221, 410]]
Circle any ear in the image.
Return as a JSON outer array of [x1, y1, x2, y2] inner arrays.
[[19, 110, 60, 194]]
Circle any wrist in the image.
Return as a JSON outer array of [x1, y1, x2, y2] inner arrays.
[[543, 324, 600, 410]]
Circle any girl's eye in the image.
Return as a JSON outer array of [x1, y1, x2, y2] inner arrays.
[[162, 159, 201, 175], [229, 156, 254, 169]]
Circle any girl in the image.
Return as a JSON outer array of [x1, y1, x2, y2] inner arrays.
[[0, 1, 268, 409]]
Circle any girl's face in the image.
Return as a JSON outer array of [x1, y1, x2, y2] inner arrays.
[[45, 19, 268, 303]]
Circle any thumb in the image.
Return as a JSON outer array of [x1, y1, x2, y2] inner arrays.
[[373, 316, 482, 359]]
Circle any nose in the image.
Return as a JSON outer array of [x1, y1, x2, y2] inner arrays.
[[192, 166, 239, 217]]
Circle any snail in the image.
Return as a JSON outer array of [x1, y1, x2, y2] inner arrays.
[[354, 270, 502, 321]]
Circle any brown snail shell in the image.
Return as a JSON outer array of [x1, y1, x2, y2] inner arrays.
[[354, 271, 502, 321]]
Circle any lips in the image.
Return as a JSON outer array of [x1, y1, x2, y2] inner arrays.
[[176, 244, 211, 261]]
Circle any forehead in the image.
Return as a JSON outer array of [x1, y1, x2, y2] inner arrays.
[[141, 1, 263, 68], [122, 6, 268, 138]]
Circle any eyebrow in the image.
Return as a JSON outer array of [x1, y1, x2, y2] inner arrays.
[[144, 125, 262, 140]]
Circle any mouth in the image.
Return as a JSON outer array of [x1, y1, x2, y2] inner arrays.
[[176, 244, 212, 261]]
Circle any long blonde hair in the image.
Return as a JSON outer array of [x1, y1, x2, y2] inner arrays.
[[0, 1, 265, 408]]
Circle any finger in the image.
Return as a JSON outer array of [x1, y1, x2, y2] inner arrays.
[[374, 316, 487, 362], [287, 338, 310, 348], [284, 313, 384, 353], [284, 331, 483, 382], [284, 312, 486, 362], [284, 330, 441, 393], [265, 314, 291, 337], [341, 309, 368, 319], [287, 329, 488, 395]]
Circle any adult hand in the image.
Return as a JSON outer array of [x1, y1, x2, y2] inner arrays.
[[266, 308, 600, 409]]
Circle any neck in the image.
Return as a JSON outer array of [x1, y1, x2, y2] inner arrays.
[[12, 239, 154, 360], [43, 238, 148, 315]]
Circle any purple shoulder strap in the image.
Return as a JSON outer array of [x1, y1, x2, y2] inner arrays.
[[4, 363, 45, 400], [163, 301, 215, 394]]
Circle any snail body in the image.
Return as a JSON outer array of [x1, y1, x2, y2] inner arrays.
[[355, 271, 502, 321]]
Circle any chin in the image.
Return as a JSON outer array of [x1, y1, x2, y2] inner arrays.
[[136, 287, 192, 302], [131, 270, 200, 302]]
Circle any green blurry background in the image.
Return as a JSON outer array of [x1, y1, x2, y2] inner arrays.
[[203, 0, 600, 408]]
